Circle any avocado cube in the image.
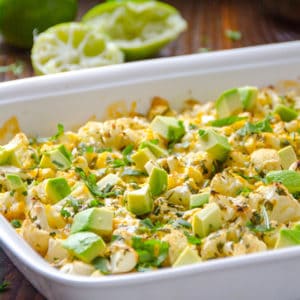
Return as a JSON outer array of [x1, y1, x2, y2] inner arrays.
[[71, 207, 113, 237], [215, 88, 243, 118], [125, 184, 153, 216], [97, 174, 121, 190], [40, 144, 71, 170], [238, 86, 258, 110], [44, 177, 71, 204], [149, 166, 168, 196], [62, 231, 106, 263], [275, 104, 298, 122], [278, 145, 297, 170], [266, 170, 300, 194], [6, 174, 26, 193], [189, 192, 209, 209], [172, 246, 202, 267], [192, 202, 222, 238], [198, 129, 231, 161], [0, 146, 11, 165], [0, 144, 21, 167], [140, 140, 168, 158], [131, 148, 156, 170], [275, 228, 300, 249], [151, 116, 186, 143]]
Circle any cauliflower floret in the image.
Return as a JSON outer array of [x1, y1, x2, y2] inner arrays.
[[60, 261, 95, 276], [250, 148, 281, 173], [233, 233, 267, 256], [110, 243, 138, 274], [0, 192, 25, 220], [249, 184, 300, 224], [21, 220, 50, 256], [45, 238, 70, 264], [162, 229, 188, 264], [201, 230, 227, 260]]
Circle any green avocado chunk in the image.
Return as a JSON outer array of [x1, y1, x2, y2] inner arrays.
[[40, 144, 71, 170], [198, 129, 231, 161], [125, 184, 153, 216], [131, 148, 156, 170], [266, 170, 300, 194], [140, 141, 168, 158], [97, 174, 121, 190], [189, 192, 209, 209], [45, 177, 71, 204], [278, 146, 297, 170], [71, 207, 114, 237], [275, 228, 300, 249], [63, 231, 106, 263], [172, 246, 202, 267], [151, 116, 186, 143], [6, 174, 26, 193], [274, 104, 298, 122], [192, 202, 222, 238], [149, 166, 168, 196], [0, 144, 21, 167], [216, 86, 258, 118]]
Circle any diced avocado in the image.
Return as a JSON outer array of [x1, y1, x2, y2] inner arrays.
[[62, 231, 106, 263], [6, 174, 26, 193], [166, 185, 191, 208], [131, 148, 156, 170], [278, 146, 297, 170], [189, 192, 209, 209], [71, 207, 113, 237], [44, 177, 71, 204], [40, 144, 71, 170], [0, 146, 11, 165], [151, 116, 186, 143], [275, 228, 300, 249], [274, 104, 298, 122], [0, 144, 21, 167], [140, 140, 168, 158], [97, 174, 121, 190], [125, 184, 153, 216], [216, 86, 258, 118], [192, 203, 222, 238], [266, 170, 300, 194], [149, 166, 168, 196], [172, 246, 202, 267], [238, 86, 258, 110], [215, 88, 243, 118], [198, 129, 231, 161]]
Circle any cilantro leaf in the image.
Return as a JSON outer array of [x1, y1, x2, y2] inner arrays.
[[93, 257, 110, 275], [237, 116, 273, 136], [121, 168, 146, 177], [0, 280, 10, 292], [210, 116, 247, 127], [184, 231, 201, 245], [132, 236, 169, 268], [225, 29, 242, 41], [50, 123, 64, 141], [11, 219, 22, 228], [172, 219, 192, 229], [138, 218, 162, 233]]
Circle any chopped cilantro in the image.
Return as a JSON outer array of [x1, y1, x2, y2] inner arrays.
[[210, 116, 247, 127], [247, 206, 272, 233], [50, 123, 64, 141], [0, 61, 24, 76], [0, 280, 10, 292], [184, 231, 202, 245], [11, 219, 22, 228], [121, 169, 146, 177], [60, 207, 71, 218], [172, 219, 192, 229], [138, 218, 162, 233], [225, 29, 242, 41], [237, 116, 273, 136], [132, 236, 169, 268]]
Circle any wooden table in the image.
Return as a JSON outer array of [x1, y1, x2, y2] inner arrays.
[[0, 0, 299, 299]]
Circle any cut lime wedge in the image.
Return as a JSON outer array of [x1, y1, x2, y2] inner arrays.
[[82, 1, 187, 60], [31, 22, 124, 75]]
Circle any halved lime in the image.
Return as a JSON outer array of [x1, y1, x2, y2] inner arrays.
[[0, 0, 78, 49], [31, 22, 124, 75], [82, 0, 187, 60]]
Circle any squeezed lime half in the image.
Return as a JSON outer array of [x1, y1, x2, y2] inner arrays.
[[82, 0, 187, 60], [31, 22, 124, 75]]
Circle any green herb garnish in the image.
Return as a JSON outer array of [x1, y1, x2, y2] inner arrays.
[[50, 123, 64, 141], [184, 231, 201, 245], [93, 257, 110, 275], [0, 280, 10, 292], [121, 169, 146, 177], [225, 29, 242, 41], [237, 116, 273, 136], [211, 116, 247, 127], [11, 219, 22, 228]]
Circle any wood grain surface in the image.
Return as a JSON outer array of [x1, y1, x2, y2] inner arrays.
[[0, 0, 299, 299]]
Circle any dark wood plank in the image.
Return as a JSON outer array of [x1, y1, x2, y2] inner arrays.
[[0, 0, 300, 299]]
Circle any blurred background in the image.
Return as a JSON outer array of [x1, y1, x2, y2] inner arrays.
[[0, 0, 299, 81], [0, 0, 300, 299]]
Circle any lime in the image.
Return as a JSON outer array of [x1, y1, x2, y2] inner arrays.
[[82, 0, 187, 60], [31, 22, 124, 75], [0, 0, 78, 49]]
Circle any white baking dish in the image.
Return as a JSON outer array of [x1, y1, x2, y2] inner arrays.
[[0, 41, 300, 300]]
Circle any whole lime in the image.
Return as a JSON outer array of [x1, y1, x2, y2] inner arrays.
[[0, 0, 78, 49]]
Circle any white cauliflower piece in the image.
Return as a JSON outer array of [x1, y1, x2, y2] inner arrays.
[[45, 238, 70, 264], [233, 233, 267, 256], [250, 148, 281, 173], [60, 261, 95, 276], [201, 230, 227, 260]]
